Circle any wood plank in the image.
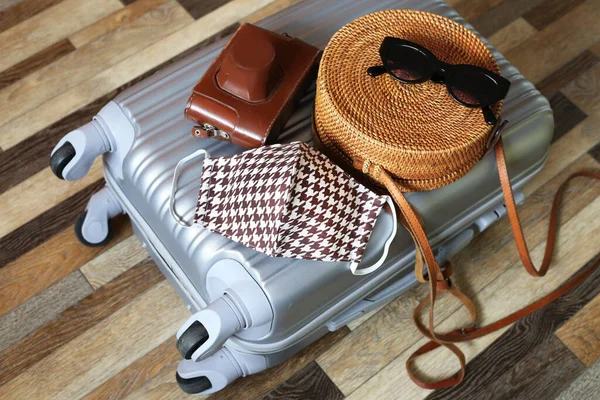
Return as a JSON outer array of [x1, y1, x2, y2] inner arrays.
[[0, 263, 172, 398], [0, 0, 122, 73], [241, 0, 303, 24], [0, 0, 193, 129], [522, 0, 587, 31], [503, 0, 600, 85], [0, 38, 75, 90], [447, 0, 503, 23], [317, 153, 600, 395], [563, 62, 600, 117], [0, 214, 131, 318], [70, 0, 171, 48], [487, 17, 537, 55], [536, 50, 600, 99], [439, 336, 585, 400], [0, 270, 92, 352], [260, 361, 344, 400], [177, 0, 230, 19], [80, 235, 147, 289], [556, 359, 600, 400], [557, 294, 600, 367], [0, 22, 237, 195], [0, 0, 63, 33], [0, 0, 270, 150], [426, 253, 600, 399], [523, 118, 600, 196], [0, 179, 105, 268], [469, 0, 545, 37], [0, 158, 104, 240], [344, 197, 600, 399], [83, 338, 181, 400], [548, 92, 588, 143]]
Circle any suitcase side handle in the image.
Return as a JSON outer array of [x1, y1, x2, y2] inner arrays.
[[170, 148, 211, 227]]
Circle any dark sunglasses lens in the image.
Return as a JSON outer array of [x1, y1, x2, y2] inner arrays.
[[450, 69, 500, 106], [385, 45, 430, 82]]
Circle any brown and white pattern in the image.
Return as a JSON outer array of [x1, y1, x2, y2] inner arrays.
[[195, 142, 388, 263]]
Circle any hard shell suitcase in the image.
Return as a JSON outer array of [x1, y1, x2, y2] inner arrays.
[[50, 0, 553, 394]]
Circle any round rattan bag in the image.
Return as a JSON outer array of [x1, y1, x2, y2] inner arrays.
[[314, 10, 502, 192]]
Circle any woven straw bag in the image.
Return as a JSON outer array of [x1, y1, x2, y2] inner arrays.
[[314, 10, 501, 192], [313, 10, 600, 390]]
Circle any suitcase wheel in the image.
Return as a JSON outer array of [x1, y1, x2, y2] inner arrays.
[[74, 211, 112, 247], [176, 373, 212, 394], [50, 142, 76, 180], [177, 321, 210, 359]]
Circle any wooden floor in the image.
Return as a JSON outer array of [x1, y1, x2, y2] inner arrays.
[[0, 0, 599, 398]]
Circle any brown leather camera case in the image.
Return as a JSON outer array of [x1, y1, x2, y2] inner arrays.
[[184, 24, 321, 149]]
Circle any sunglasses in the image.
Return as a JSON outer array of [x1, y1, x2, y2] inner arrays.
[[367, 37, 511, 125]]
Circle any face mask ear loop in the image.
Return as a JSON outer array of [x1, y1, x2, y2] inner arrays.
[[350, 196, 398, 275], [170, 148, 210, 228]]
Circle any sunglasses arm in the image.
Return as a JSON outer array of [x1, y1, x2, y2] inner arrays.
[[367, 66, 387, 77]]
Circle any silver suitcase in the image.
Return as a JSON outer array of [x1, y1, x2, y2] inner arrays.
[[50, 0, 553, 394]]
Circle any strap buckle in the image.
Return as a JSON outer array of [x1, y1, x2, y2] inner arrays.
[[194, 123, 231, 140], [461, 322, 479, 335], [485, 118, 508, 154]]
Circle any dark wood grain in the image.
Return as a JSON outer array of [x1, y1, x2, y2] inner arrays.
[[522, 0, 587, 30], [470, 0, 546, 37], [260, 361, 344, 400], [549, 92, 588, 142], [0, 39, 75, 90], [589, 142, 600, 164], [427, 253, 600, 400], [485, 336, 585, 400], [209, 327, 350, 400], [84, 337, 179, 400], [536, 50, 600, 99], [0, 179, 104, 268], [0, 24, 238, 196], [0, 0, 64, 33], [176, 0, 231, 19], [0, 257, 163, 387]]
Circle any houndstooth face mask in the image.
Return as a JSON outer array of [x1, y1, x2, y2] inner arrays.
[[170, 142, 397, 275]]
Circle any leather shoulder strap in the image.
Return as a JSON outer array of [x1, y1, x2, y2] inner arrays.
[[495, 139, 600, 277], [364, 137, 600, 390]]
